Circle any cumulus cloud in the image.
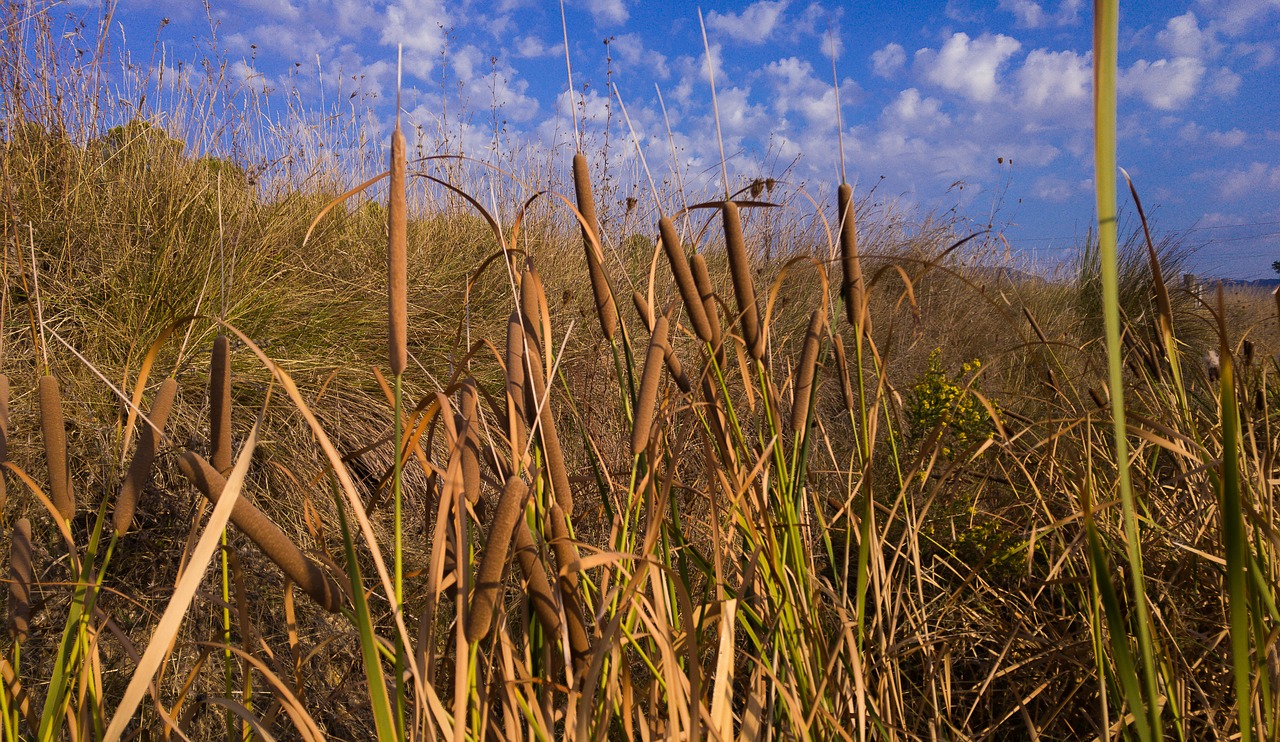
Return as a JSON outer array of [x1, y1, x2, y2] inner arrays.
[[1157, 12, 1219, 58], [915, 32, 1022, 102], [1119, 57, 1205, 110], [1207, 128, 1247, 146], [763, 57, 856, 124], [882, 88, 950, 131], [382, 0, 448, 78], [999, 0, 1082, 27], [1206, 66, 1243, 96], [871, 43, 906, 78], [1033, 175, 1074, 202], [1017, 48, 1090, 110], [706, 0, 790, 43], [1218, 162, 1280, 199], [514, 36, 560, 59], [1206, 0, 1280, 36], [611, 34, 670, 79]]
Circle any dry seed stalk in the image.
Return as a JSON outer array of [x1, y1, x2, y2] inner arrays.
[[210, 335, 233, 474], [177, 452, 343, 613], [466, 476, 529, 642], [115, 377, 178, 536], [659, 217, 714, 343], [38, 374, 73, 521], [632, 315, 670, 457], [388, 119, 409, 376], [722, 202, 764, 359], [573, 153, 618, 341], [790, 310, 825, 433], [838, 183, 866, 331], [8, 517, 32, 643], [690, 253, 726, 366]]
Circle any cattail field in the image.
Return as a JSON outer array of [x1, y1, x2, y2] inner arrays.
[[1, 0, 1279, 739]]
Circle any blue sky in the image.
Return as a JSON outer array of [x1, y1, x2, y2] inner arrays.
[[77, 0, 1280, 278]]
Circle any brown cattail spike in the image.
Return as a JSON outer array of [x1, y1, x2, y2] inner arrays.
[[659, 217, 714, 344], [522, 332, 575, 517], [690, 254, 725, 366], [210, 335, 233, 474], [177, 452, 344, 613], [549, 502, 590, 662], [838, 183, 865, 330], [632, 291, 654, 333], [659, 304, 692, 393], [38, 375, 73, 521], [505, 311, 528, 463], [388, 119, 409, 376], [633, 315, 670, 457], [8, 518, 32, 643], [722, 202, 764, 359], [0, 374, 8, 511], [790, 310, 826, 434], [573, 153, 618, 341], [513, 522, 560, 639], [832, 334, 856, 416], [466, 477, 529, 642], [458, 378, 483, 510], [115, 377, 178, 536]]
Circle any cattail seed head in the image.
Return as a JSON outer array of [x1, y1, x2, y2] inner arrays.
[[466, 476, 528, 642], [838, 183, 865, 330], [459, 378, 482, 510], [115, 377, 178, 536], [790, 310, 826, 433], [8, 517, 32, 643], [210, 335, 233, 475], [690, 254, 726, 366], [388, 122, 409, 376], [832, 333, 856, 416], [550, 503, 590, 661], [505, 311, 528, 462], [177, 452, 344, 613], [632, 315, 669, 457], [522, 331, 574, 516], [632, 291, 654, 333], [659, 217, 714, 343], [573, 153, 618, 341], [0, 374, 8, 510], [722, 202, 764, 359], [513, 522, 560, 639], [659, 305, 692, 393], [38, 375, 73, 521]]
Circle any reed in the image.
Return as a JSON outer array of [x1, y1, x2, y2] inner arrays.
[[722, 202, 764, 359], [573, 153, 618, 341], [176, 452, 343, 613], [38, 375, 73, 521], [466, 476, 528, 642], [209, 335, 233, 474], [114, 377, 178, 536], [7, 518, 31, 644]]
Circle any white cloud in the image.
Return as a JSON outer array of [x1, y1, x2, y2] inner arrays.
[[882, 88, 950, 131], [1034, 175, 1074, 202], [612, 34, 670, 80], [1218, 162, 1280, 198], [871, 43, 906, 78], [706, 1, 790, 43], [1017, 48, 1090, 110], [1157, 12, 1218, 58], [514, 36, 560, 59], [574, 0, 628, 25], [1207, 128, 1247, 146], [1119, 57, 1205, 110], [915, 32, 1022, 102], [1001, 0, 1046, 28], [382, 0, 449, 79], [1207, 66, 1243, 96], [1204, 0, 1280, 36], [763, 57, 853, 124]]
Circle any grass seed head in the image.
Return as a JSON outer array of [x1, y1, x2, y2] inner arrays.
[[838, 183, 865, 330], [690, 253, 725, 366]]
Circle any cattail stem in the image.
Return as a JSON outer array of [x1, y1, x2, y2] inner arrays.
[[115, 377, 178, 536], [38, 375, 73, 521], [177, 452, 344, 613], [722, 202, 763, 359]]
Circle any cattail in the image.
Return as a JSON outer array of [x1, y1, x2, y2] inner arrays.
[[466, 476, 528, 642], [832, 334, 856, 416], [632, 315, 669, 457], [388, 119, 409, 376], [505, 311, 528, 460], [115, 377, 178, 536], [8, 518, 32, 643], [550, 502, 590, 661], [838, 183, 865, 330], [513, 522, 560, 639], [722, 202, 764, 359], [573, 153, 618, 341], [0, 374, 8, 511], [522, 335, 575, 516], [690, 253, 726, 366], [659, 305, 692, 393], [790, 310, 825, 434], [458, 378, 483, 510], [632, 291, 654, 333], [659, 217, 714, 343], [519, 267, 544, 348], [210, 335, 233, 475], [1089, 387, 1108, 409], [39, 375, 73, 521], [177, 452, 343, 613]]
